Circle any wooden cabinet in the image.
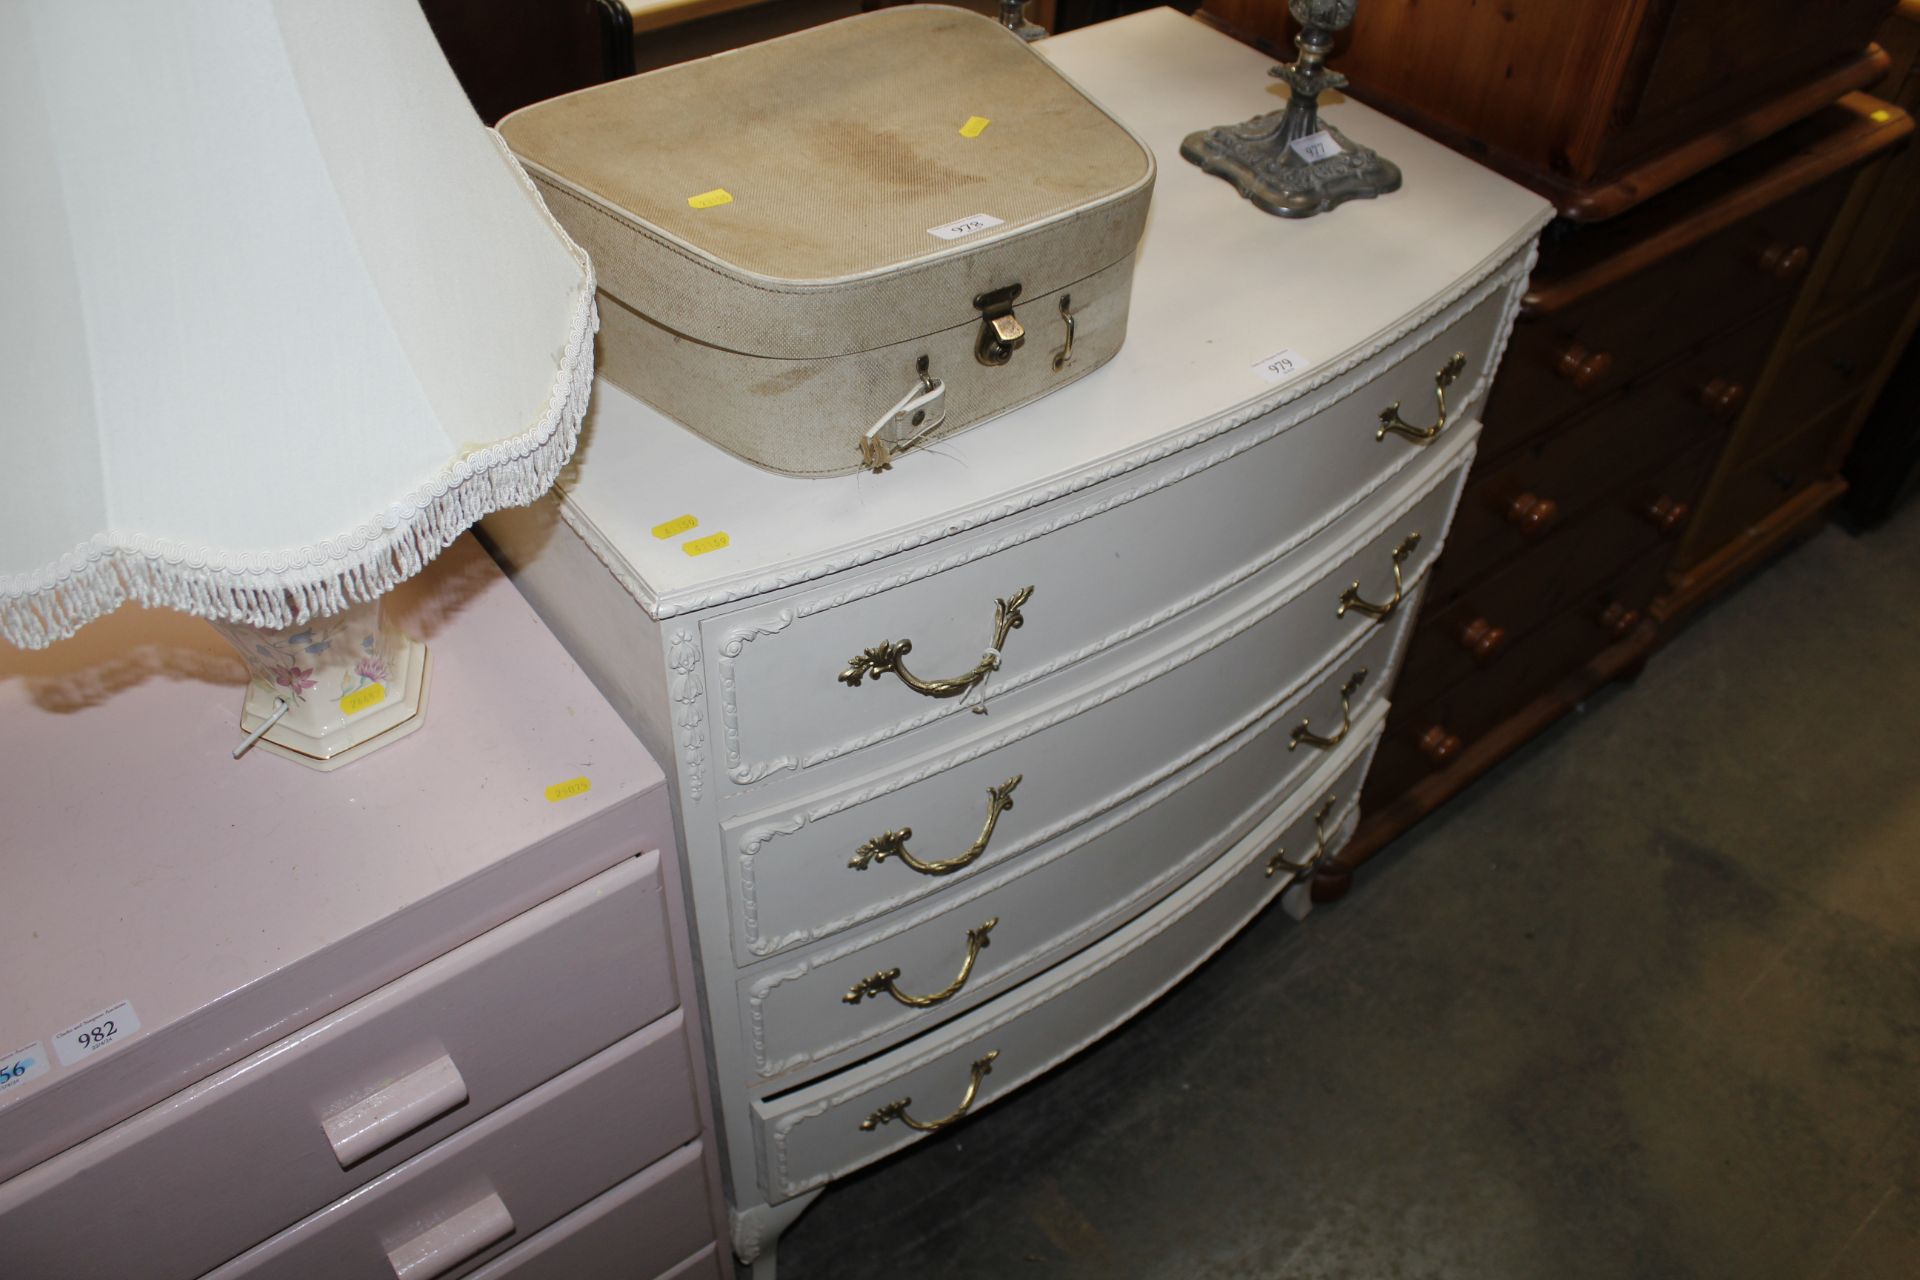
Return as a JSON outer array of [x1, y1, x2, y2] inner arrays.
[[1205, 0, 1898, 218], [482, 14, 1551, 1276], [0, 540, 724, 1280], [1184, 0, 1916, 892], [1278, 51, 1910, 887], [1666, 1, 1920, 610]]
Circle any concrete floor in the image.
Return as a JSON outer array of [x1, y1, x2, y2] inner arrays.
[[774, 498, 1920, 1280]]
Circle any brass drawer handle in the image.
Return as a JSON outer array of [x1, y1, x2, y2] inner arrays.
[[861, 1050, 999, 1133], [849, 776, 1022, 876], [839, 587, 1034, 706], [844, 919, 998, 1008], [1289, 669, 1368, 752], [1267, 796, 1338, 878], [1338, 533, 1421, 621], [1377, 351, 1467, 444]]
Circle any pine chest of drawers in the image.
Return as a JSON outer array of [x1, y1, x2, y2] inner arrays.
[[482, 11, 1551, 1276]]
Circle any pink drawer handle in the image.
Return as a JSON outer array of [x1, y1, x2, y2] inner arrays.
[[386, 1190, 514, 1280], [322, 1054, 468, 1168]]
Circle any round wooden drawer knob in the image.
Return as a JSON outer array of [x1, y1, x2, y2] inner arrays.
[[1644, 495, 1690, 534], [1696, 377, 1747, 419], [1458, 617, 1508, 662], [1554, 342, 1614, 389], [1757, 243, 1810, 281], [1417, 724, 1464, 765], [1505, 491, 1560, 536], [1597, 600, 1641, 637]]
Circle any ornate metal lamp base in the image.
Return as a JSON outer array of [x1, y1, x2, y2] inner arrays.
[[1181, 115, 1401, 219], [1183, 0, 1401, 218], [998, 0, 1045, 41]]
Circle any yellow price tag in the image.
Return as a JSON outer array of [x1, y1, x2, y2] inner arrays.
[[960, 116, 991, 138], [684, 532, 731, 557], [687, 188, 734, 209], [339, 683, 386, 716], [545, 776, 592, 803], [652, 514, 699, 539]]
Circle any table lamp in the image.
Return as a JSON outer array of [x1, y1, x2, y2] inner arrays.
[[0, 0, 597, 770]]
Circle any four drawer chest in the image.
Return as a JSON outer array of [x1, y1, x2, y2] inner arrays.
[[483, 11, 1552, 1276], [0, 538, 725, 1280]]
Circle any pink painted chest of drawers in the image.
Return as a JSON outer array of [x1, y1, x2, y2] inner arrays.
[[0, 538, 725, 1280]]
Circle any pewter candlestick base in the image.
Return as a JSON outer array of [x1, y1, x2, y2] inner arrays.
[[1181, 0, 1400, 218], [998, 0, 1045, 41], [1181, 114, 1401, 218]]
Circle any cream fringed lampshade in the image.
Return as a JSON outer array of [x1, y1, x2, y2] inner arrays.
[[0, 0, 597, 768]]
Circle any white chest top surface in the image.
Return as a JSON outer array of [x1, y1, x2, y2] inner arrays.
[[556, 9, 1550, 619]]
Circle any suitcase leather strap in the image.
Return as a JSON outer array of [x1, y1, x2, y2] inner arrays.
[[860, 372, 948, 473]]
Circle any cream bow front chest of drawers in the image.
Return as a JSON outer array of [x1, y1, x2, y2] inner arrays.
[[482, 11, 1552, 1276]]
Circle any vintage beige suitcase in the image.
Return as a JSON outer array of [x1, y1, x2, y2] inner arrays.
[[498, 5, 1154, 476]]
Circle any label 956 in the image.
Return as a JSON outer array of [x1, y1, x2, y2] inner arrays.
[[0, 1043, 49, 1092]]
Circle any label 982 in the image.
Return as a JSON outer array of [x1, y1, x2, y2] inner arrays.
[[53, 1001, 141, 1065]]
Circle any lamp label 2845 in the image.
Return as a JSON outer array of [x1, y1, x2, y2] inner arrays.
[[52, 1000, 142, 1066]]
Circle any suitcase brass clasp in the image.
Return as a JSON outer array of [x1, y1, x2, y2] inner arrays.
[[973, 284, 1025, 366]]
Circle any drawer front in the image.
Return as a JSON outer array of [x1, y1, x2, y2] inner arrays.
[[1745, 284, 1916, 456], [203, 1016, 699, 1280], [1400, 442, 1714, 711], [716, 440, 1470, 963], [738, 617, 1406, 1081], [1597, 0, 1892, 174], [0, 857, 675, 1280], [702, 283, 1510, 802], [1684, 402, 1850, 560], [1365, 542, 1672, 805], [1428, 433, 1712, 621], [1446, 308, 1784, 593], [752, 724, 1380, 1202], [465, 1143, 715, 1280], [1486, 178, 1847, 459]]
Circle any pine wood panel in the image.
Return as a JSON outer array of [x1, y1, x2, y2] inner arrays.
[[1202, 0, 1897, 217]]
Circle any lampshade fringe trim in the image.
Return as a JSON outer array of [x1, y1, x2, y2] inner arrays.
[[1, 264, 598, 651]]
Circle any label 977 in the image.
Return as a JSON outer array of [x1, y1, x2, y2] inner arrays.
[[1289, 130, 1344, 163]]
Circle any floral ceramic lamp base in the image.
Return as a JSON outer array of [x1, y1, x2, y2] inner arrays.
[[212, 597, 430, 771]]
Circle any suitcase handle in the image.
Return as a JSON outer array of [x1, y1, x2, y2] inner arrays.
[[859, 361, 947, 472]]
